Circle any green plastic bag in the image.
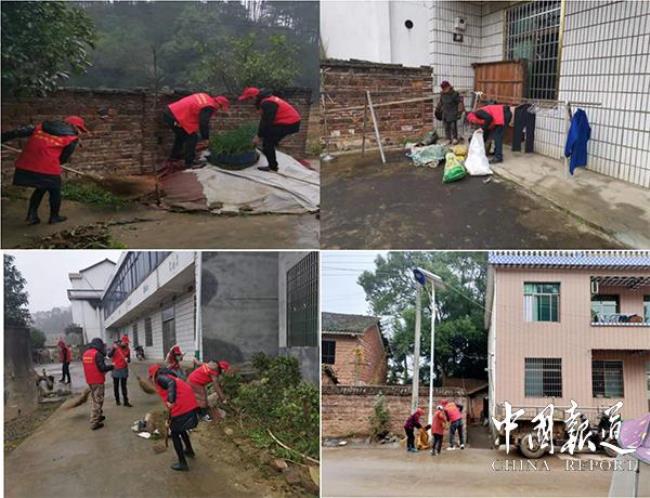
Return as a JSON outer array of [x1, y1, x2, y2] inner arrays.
[[442, 152, 467, 183]]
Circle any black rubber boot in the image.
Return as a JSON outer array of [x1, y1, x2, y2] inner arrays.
[[48, 215, 67, 224], [91, 422, 105, 431], [26, 209, 41, 225], [257, 166, 278, 172], [116, 399, 121, 406], [171, 459, 189, 471], [123, 400, 133, 407]]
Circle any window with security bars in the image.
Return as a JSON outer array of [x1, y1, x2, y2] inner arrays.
[[524, 283, 560, 322], [525, 358, 562, 397], [592, 360, 624, 398], [505, 1, 561, 100], [322, 340, 336, 365], [591, 294, 620, 319], [287, 253, 318, 347]]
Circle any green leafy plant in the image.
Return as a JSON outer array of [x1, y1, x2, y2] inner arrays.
[[209, 123, 257, 156], [62, 181, 127, 208], [369, 393, 391, 441]]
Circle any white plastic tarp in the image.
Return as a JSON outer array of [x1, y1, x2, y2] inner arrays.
[[193, 150, 319, 214]]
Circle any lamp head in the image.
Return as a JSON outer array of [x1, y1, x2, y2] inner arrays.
[[413, 267, 443, 287]]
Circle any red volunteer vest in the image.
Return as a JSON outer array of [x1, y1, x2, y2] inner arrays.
[[112, 345, 129, 369], [82, 348, 106, 385], [445, 403, 462, 423], [470, 104, 505, 129], [188, 364, 219, 387], [431, 411, 446, 435], [15, 124, 78, 176], [65, 346, 73, 363], [260, 96, 301, 125], [155, 376, 198, 417], [168, 93, 217, 134]]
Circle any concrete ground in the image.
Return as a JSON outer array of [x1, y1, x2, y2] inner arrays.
[[493, 150, 650, 248], [4, 362, 292, 498], [320, 151, 626, 249], [322, 446, 620, 497], [1, 197, 319, 249]]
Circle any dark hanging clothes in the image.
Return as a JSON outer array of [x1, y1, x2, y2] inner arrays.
[[565, 108, 591, 175], [512, 104, 535, 153]]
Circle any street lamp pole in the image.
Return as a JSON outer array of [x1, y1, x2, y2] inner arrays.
[[428, 283, 436, 426], [411, 284, 422, 412]]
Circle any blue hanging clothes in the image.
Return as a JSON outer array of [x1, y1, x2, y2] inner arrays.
[[564, 108, 591, 175]]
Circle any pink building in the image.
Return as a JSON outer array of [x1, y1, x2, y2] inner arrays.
[[486, 251, 650, 422]]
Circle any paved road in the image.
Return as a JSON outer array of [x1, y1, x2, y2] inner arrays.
[[322, 446, 622, 497], [321, 152, 622, 249], [5, 362, 280, 498]]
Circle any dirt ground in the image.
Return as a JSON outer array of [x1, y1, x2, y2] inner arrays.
[[321, 446, 620, 497], [4, 401, 63, 456], [1, 195, 319, 249], [320, 151, 623, 249], [4, 362, 313, 498]]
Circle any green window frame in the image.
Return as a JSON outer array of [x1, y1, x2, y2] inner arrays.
[[524, 282, 560, 322]]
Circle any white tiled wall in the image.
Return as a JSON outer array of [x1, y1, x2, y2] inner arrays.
[[428, 0, 650, 188]]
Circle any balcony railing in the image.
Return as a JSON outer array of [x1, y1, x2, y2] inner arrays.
[[591, 313, 650, 327]]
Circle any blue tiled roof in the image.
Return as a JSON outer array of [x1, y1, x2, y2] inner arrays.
[[489, 251, 650, 268]]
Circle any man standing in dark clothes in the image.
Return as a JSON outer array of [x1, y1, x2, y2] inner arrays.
[[57, 336, 72, 384], [82, 338, 114, 431], [404, 407, 424, 453], [163, 93, 229, 169], [466, 103, 513, 164], [2, 115, 87, 225], [108, 335, 132, 407], [238, 87, 301, 173], [436, 81, 463, 144]]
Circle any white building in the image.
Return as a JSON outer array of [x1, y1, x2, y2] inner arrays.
[[67, 258, 116, 344], [69, 252, 319, 383], [321, 0, 650, 188]]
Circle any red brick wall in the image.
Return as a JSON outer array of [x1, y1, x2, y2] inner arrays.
[[321, 59, 434, 151], [1, 87, 312, 177], [323, 326, 387, 385], [322, 384, 468, 439]]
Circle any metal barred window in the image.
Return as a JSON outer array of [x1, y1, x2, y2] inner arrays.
[[287, 252, 319, 347], [525, 358, 562, 397], [592, 360, 624, 398], [144, 317, 153, 347], [505, 1, 561, 100]]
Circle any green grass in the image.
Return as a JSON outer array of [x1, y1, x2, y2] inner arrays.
[[62, 181, 128, 208]]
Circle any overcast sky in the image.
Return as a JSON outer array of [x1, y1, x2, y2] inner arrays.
[[7, 250, 123, 313], [321, 251, 387, 316]]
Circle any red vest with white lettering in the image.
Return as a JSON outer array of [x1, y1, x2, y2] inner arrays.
[[469, 104, 505, 129], [444, 403, 462, 423], [168, 93, 217, 134], [15, 124, 78, 176], [82, 348, 106, 385], [112, 345, 129, 369], [188, 364, 219, 387], [155, 376, 198, 417], [260, 96, 301, 125]]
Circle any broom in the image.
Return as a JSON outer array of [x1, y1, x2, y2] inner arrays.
[[137, 375, 157, 395], [153, 411, 171, 454], [1, 143, 152, 196], [61, 387, 91, 409]]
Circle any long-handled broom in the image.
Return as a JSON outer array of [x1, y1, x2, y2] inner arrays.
[[136, 375, 157, 395], [61, 387, 91, 409]]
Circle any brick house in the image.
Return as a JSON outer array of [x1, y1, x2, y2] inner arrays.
[[321, 312, 388, 385], [486, 250, 650, 421]]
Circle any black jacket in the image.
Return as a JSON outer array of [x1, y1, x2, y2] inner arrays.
[[155, 370, 178, 403], [88, 338, 114, 373], [437, 89, 461, 122], [255, 89, 278, 136], [2, 120, 78, 163]]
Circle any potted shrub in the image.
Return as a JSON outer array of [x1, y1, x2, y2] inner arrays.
[[208, 123, 259, 170]]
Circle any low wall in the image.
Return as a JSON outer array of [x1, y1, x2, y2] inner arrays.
[[321, 59, 434, 151], [1, 87, 312, 177], [4, 324, 39, 421], [322, 384, 468, 439]]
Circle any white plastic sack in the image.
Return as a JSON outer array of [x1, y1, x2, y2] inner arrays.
[[464, 129, 493, 176]]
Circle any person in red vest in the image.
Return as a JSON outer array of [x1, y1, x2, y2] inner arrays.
[[441, 399, 465, 450], [57, 336, 72, 384], [108, 335, 132, 407], [163, 93, 230, 169], [82, 338, 114, 430], [165, 344, 186, 379], [238, 87, 301, 173], [148, 364, 199, 471], [1, 115, 87, 225], [466, 103, 512, 164], [430, 405, 447, 456], [187, 359, 229, 422]]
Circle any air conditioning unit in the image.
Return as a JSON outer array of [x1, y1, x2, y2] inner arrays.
[[454, 17, 466, 32]]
